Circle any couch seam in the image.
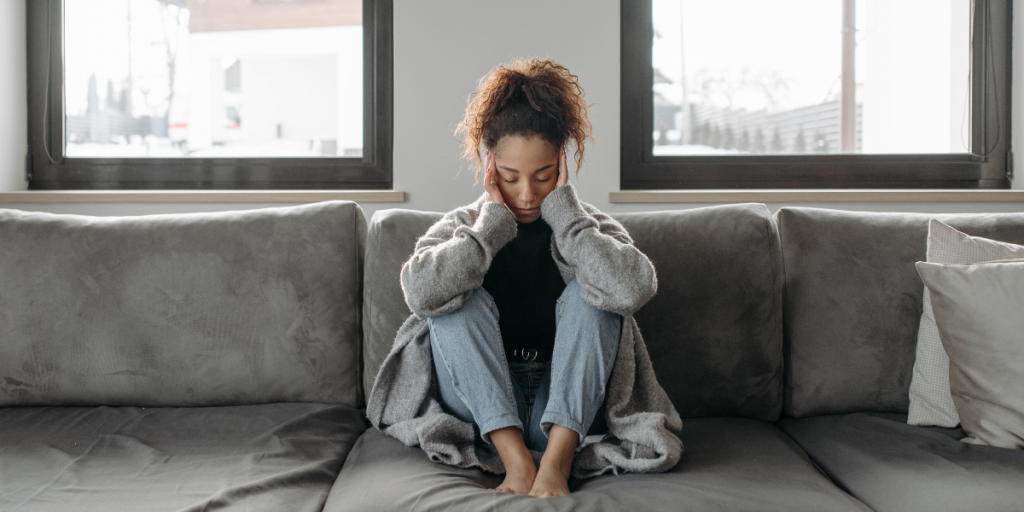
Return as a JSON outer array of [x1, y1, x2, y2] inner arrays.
[[362, 212, 381, 405], [763, 207, 785, 423], [353, 204, 365, 409]]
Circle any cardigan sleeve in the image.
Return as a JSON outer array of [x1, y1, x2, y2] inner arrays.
[[400, 199, 517, 318], [540, 184, 657, 316]]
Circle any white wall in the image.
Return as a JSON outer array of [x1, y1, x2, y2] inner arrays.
[[1, 0, 1022, 216], [1, 0, 27, 192]]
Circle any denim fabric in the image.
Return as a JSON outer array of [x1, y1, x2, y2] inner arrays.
[[428, 280, 621, 451], [508, 360, 551, 450]]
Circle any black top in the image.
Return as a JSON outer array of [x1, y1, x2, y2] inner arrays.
[[482, 218, 566, 361]]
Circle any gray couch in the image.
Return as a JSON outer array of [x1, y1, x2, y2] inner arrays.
[[1, 200, 1022, 511]]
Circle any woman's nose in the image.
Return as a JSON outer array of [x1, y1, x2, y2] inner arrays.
[[519, 186, 535, 204]]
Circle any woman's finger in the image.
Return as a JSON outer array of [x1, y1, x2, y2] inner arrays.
[[483, 153, 503, 205], [557, 145, 569, 187]]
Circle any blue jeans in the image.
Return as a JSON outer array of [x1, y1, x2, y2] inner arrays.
[[428, 279, 621, 452]]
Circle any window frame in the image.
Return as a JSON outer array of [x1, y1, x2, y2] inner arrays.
[[620, 0, 1012, 190], [26, 0, 393, 190]]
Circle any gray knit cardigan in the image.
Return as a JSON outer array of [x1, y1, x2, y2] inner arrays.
[[366, 184, 683, 478]]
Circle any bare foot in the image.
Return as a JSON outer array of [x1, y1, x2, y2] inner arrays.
[[493, 460, 537, 494], [529, 424, 577, 498], [529, 463, 570, 497], [489, 426, 537, 494]]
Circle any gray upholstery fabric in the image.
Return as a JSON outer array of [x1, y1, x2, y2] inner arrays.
[[361, 208, 443, 395], [0, 403, 367, 512], [777, 412, 1024, 512], [324, 418, 869, 512], [362, 203, 784, 421], [0, 201, 366, 407], [777, 207, 1024, 418], [616, 204, 784, 420], [918, 260, 1024, 449]]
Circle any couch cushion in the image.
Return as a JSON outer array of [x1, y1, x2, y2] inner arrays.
[[361, 209, 443, 395], [777, 412, 1024, 512], [776, 207, 1024, 418], [323, 420, 869, 512], [0, 403, 366, 512], [0, 201, 366, 407], [617, 204, 784, 420], [362, 204, 784, 421]]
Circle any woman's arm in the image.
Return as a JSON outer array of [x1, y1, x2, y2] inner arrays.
[[540, 184, 657, 316], [400, 200, 517, 318]]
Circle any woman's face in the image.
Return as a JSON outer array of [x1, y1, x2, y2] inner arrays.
[[491, 135, 560, 224]]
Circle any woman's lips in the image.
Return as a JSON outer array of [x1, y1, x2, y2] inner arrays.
[[513, 207, 538, 215]]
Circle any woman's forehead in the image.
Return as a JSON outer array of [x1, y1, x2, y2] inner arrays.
[[494, 136, 558, 172]]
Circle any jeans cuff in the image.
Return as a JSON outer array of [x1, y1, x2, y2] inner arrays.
[[539, 411, 586, 444], [478, 413, 524, 445]]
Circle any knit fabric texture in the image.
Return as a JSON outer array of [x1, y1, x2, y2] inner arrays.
[[365, 184, 683, 478]]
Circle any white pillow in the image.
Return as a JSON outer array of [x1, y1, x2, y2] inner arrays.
[[916, 259, 1024, 448], [907, 220, 1024, 427]]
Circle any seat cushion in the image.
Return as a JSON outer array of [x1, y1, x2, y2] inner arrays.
[[0, 403, 366, 512], [776, 207, 1024, 418], [777, 412, 1024, 512], [0, 201, 367, 407], [363, 204, 785, 421], [323, 419, 868, 512]]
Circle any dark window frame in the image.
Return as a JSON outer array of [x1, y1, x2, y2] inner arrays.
[[26, 0, 393, 190], [620, 0, 1012, 190]]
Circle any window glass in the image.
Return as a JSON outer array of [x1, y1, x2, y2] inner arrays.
[[64, 0, 362, 158], [652, 0, 971, 155]]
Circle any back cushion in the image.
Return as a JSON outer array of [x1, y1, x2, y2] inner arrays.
[[777, 207, 1024, 418], [362, 203, 785, 421], [361, 209, 443, 396], [0, 201, 366, 407]]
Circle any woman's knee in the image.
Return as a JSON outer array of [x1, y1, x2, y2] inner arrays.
[[558, 280, 622, 325], [456, 287, 498, 319], [558, 279, 582, 304], [428, 287, 498, 332]]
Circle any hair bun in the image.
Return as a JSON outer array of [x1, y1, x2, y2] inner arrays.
[[456, 58, 592, 183]]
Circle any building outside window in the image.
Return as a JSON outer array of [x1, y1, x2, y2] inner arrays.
[[27, 0, 392, 189], [622, 0, 1011, 189]]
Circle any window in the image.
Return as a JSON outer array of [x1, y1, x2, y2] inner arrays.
[[621, 0, 1011, 189], [27, 0, 393, 189]]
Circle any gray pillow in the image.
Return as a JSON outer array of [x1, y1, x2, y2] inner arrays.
[[916, 259, 1024, 449], [908, 220, 1024, 427]]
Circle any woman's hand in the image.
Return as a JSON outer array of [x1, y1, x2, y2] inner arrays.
[[483, 151, 506, 207], [556, 145, 569, 188]]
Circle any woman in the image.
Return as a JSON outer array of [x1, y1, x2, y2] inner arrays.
[[367, 58, 682, 498]]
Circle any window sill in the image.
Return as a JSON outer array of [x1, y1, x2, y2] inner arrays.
[[0, 190, 406, 204], [610, 190, 1024, 203]]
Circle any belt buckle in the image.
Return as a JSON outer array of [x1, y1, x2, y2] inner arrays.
[[512, 348, 539, 362]]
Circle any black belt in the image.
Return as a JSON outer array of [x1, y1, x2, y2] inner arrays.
[[506, 347, 551, 362]]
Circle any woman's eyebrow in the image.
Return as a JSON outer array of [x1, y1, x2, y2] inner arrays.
[[497, 164, 554, 174]]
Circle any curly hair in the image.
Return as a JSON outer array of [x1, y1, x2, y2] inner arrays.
[[456, 58, 593, 181]]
